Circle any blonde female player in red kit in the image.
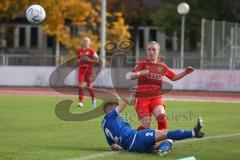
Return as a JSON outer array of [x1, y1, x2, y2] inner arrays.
[[77, 37, 99, 108], [129, 41, 194, 131]]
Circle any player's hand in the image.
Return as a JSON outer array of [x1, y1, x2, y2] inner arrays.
[[185, 66, 194, 74], [111, 144, 123, 151], [77, 59, 81, 64], [80, 56, 90, 61], [138, 69, 149, 77], [125, 93, 135, 106]]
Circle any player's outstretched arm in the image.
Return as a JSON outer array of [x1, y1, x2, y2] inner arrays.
[[170, 66, 194, 81], [115, 101, 128, 114], [116, 94, 135, 114]]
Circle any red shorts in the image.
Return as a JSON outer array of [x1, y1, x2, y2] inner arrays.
[[78, 67, 93, 84], [135, 96, 165, 119]]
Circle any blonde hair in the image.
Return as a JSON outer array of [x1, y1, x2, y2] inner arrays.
[[147, 41, 160, 51], [83, 36, 91, 43]]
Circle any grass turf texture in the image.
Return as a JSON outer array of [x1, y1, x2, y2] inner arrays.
[[0, 95, 240, 160]]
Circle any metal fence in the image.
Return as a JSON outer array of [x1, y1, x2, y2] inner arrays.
[[201, 19, 240, 70], [1, 53, 240, 70]]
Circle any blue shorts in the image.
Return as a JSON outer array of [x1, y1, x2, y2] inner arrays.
[[129, 129, 156, 152]]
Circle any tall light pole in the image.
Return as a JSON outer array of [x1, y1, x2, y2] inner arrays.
[[177, 2, 190, 68], [100, 0, 106, 67]]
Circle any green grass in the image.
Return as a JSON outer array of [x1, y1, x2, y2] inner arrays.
[[0, 95, 240, 160]]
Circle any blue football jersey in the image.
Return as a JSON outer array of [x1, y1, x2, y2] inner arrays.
[[102, 109, 137, 150]]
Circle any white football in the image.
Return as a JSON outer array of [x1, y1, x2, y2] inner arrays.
[[26, 4, 46, 24]]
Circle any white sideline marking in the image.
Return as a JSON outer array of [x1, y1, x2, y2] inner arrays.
[[68, 133, 240, 160], [175, 132, 240, 144], [70, 151, 117, 160], [178, 156, 196, 160]]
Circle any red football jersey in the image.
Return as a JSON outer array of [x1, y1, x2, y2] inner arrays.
[[76, 48, 98, 69], [132, 59, 175, 96]]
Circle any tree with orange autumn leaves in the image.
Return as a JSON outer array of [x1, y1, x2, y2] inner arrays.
[[0, 0, 130, 53]]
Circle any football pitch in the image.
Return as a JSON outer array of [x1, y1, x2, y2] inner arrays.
[[0, 94, 240, 160]]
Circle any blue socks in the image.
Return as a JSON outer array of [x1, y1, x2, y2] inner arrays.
[[167, 130, 194, 140]]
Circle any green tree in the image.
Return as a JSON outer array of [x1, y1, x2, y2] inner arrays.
[[152, 0, 240, 51]]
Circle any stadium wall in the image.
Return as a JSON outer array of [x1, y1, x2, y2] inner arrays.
[[0, 66, 240, 92]]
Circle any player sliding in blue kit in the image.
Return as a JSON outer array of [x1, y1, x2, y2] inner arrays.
[[101, 98, 204, 155]]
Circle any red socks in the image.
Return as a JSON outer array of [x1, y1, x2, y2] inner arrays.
[[157, 114, 168, 130], [79, 87, 95, 102], [137, 125, 145, 131], [79, 87, 84, 102], [88, 88, 95, 101]]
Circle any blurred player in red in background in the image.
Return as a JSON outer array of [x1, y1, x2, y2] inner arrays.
[[129, 41, 194, 131], [77, 37, 99, 108]]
